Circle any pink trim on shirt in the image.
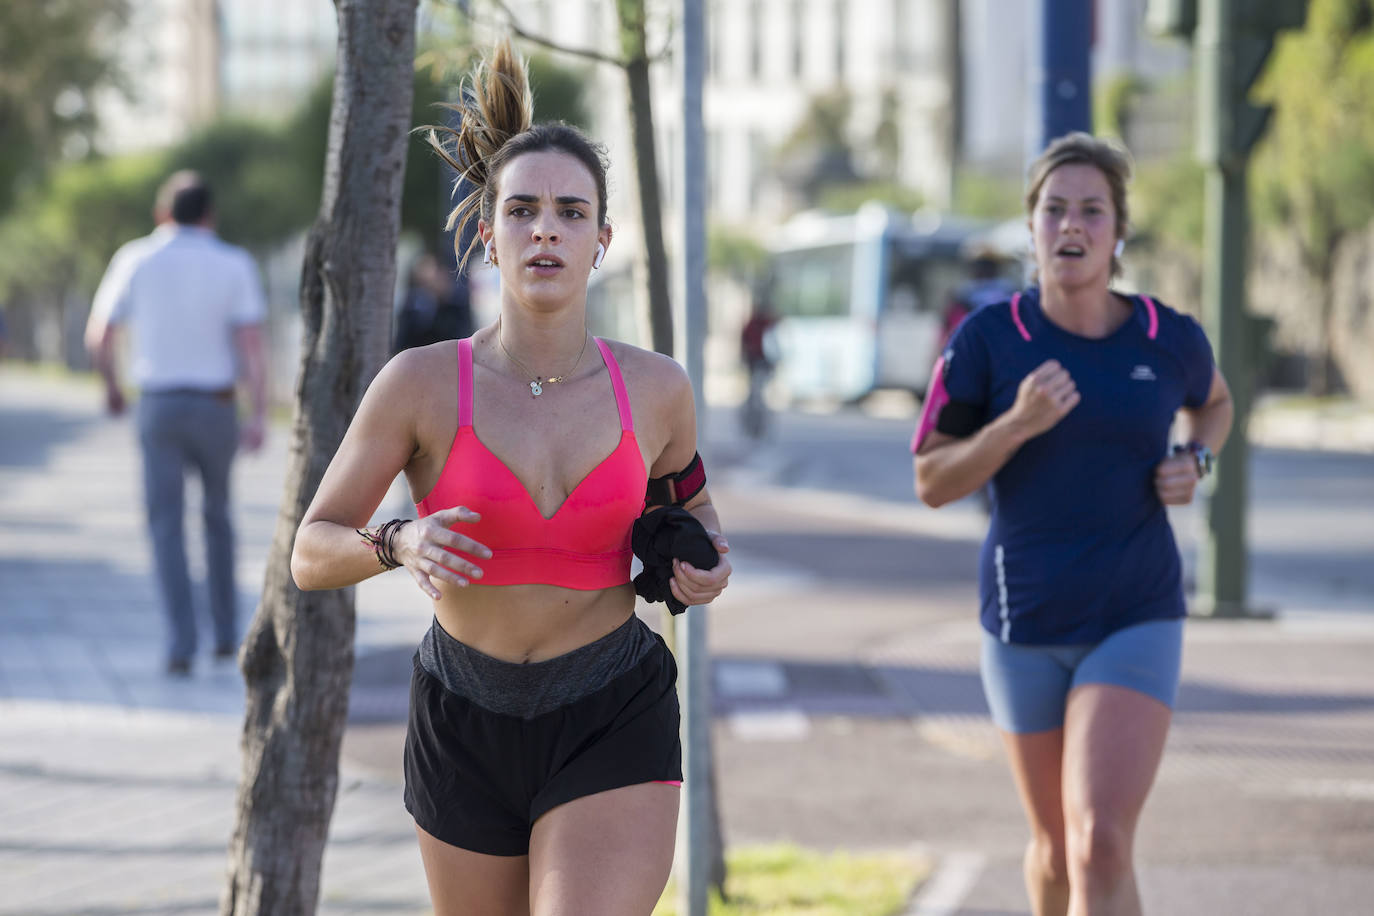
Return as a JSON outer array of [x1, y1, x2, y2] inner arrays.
[[911, 355, 950, 454], [1140, 295, 1160, 340], [1008, 291, 1031, 341]]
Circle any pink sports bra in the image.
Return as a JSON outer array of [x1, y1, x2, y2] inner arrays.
[[415, 336, 646, 589]]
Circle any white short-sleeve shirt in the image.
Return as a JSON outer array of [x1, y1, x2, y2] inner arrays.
[[91, 224, 267, 391]]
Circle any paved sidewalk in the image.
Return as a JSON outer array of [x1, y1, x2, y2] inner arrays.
[[0, 369, 431, 915], [2, 366, 1373, 915]]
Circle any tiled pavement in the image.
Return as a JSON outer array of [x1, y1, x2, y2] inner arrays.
[[0, 370, 431, 915], [3, 366, 1374, 915]]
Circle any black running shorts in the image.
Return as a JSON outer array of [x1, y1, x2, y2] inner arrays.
[[402, 629, 681, 856]]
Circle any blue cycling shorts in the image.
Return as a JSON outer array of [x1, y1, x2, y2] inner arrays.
[[979, 617, 1184, 734]]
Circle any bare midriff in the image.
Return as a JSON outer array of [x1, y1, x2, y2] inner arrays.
[[431, 581, 638, 663]]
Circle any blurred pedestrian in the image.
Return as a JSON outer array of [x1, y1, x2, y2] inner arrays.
[[936, 247, 1017, 515], [84, 170, 268, 676], [911, 132, 1234, 915], [393, 251, 474, 353], [739, 296, 778, 438], [940, 246, 1018, 351], [290, 42, 730, 913]]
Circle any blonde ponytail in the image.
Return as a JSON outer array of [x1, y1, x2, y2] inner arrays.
[[423, 39, 611, 274], [425, 40, 534, 271]]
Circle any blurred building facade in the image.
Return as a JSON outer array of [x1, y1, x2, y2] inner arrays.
[[700, 0, 960, 221], [94, 1, 1193, 220], [479, 0, 962, 248], [96, 0, 336, 154], [491, 1, 1190, 231], [961, 0, 1191, 177]]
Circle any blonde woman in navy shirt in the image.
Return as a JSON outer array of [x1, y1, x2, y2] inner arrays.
[[912, 133, 1233, 916]]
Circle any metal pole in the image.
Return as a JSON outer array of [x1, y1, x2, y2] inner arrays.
[[1037, 0, 1093, 149], [1195, 0, 1256, 617], [1196, 165, 1251, 615], [675, 1, 711, 913]]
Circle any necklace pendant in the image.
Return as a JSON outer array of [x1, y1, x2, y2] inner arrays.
[[529, 380, 543, 397]]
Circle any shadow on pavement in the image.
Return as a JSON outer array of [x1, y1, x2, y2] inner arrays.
[[727, 530, 979, 587], [0, 407, 94, 469], [345, 647, 1374, 733], [0, 555, 259, 715]]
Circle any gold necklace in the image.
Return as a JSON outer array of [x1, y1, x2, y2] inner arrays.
[[496, 319, 591, 397]]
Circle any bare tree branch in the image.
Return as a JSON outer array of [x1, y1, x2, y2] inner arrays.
[[648, 10, 675, 63], [467, 0, 627, 68]]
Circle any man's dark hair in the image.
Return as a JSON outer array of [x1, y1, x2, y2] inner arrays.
[[971, 254, 1000, 279], [156, 170, 213, 225]]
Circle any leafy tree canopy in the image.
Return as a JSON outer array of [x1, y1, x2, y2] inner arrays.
[[0, 44, 594, 308], [0, 0, 130, 215], [1252, 0, 1374, 274]]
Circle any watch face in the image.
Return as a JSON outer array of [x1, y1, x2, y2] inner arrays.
[[1196, 446, 1214, 475]]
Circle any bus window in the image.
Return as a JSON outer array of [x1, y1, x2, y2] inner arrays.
[[772, 244, 852, 318]]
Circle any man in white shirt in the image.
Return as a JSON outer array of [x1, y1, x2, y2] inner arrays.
[[85, 171, 267, 676]]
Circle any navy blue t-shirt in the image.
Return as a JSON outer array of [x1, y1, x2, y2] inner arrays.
[[916, 288, 1215, 645]]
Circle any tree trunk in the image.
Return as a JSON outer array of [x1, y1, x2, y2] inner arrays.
[[221, 2, 417, 913], [613, 1, 724, 896], [615, 0, 674, 356], [1300, 227, 1341, 397], [1313, 274, 1335, 396]]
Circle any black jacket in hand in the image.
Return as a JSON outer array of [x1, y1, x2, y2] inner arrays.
[[632, 506, 719, 615]]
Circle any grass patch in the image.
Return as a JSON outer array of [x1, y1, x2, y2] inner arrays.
[[654, 843, 929, 916]]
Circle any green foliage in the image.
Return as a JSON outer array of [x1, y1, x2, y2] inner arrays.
[[818, 181, 925, 216], [528, 53, 593, 128], [871, 88, 902, 181], [1252, 0, 1374, 275], [1094, 72, 1147, 141], [167, 118, 317, 248], [0, 151, 164, 297], [0, 0, 130, 214], [777, 90, 932, 210], [404, 47, 593, 250], [777, 91, 853, 165], [952, 169, 1022, 221], [653, 844, 927, 916], [1133, 153, 1206, 250], [0, 16, 598, 321], [708, 225, 770, 284]]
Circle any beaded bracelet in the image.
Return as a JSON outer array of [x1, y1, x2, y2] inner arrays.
[[356, 518, 411, 571]]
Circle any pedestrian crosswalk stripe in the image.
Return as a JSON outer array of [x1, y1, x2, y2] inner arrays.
[[727, 709, 809, 740]]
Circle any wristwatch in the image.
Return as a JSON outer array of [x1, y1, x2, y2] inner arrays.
[[1172, 441, 1214, 478]]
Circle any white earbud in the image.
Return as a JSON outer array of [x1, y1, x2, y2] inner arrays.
[[483, 240, 495, 265], [592, 242, 606, 269], [1113, 239, 1125, 258]]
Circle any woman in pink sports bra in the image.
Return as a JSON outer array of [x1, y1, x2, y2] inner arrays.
[[290, 41, 731, 916]]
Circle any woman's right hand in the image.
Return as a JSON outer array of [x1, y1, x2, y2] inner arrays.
[[397, 506, 492, 600], [1008, 359, 1080, 438]]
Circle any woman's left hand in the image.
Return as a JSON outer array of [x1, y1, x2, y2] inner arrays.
[[1154, 452, 1200, 505], [669, 532, 732, 607]]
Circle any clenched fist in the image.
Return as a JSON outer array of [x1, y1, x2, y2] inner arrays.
[[1009, 359, 1081, 439]]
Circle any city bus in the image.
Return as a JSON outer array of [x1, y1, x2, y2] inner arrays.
[[764, 204, 1023, 402]]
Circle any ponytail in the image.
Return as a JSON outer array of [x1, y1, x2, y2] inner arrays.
[[423, 40, 611, 273], [425, 40, 534, 272]]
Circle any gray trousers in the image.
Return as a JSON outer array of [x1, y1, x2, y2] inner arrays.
[[136, 392, 239, 663]]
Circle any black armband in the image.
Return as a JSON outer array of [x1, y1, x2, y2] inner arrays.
[[935, 401, 986, 438], [645, 451, 707, 508]]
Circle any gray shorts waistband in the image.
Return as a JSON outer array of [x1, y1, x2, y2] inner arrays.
[[417, 614, 660, 719], [142, 386, 235, 401]]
